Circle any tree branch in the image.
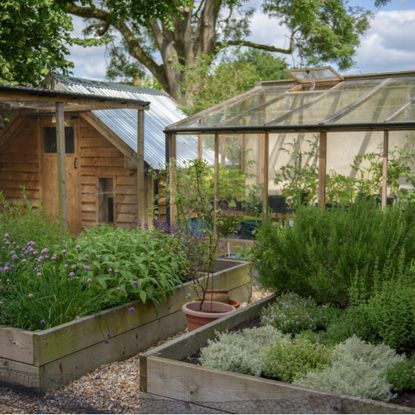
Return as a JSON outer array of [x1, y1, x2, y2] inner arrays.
[[64, 3, 169, 90], [216, 39, 293, 54]]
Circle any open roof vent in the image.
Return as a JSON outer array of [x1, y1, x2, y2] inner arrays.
[[289, 66, 344, 89]]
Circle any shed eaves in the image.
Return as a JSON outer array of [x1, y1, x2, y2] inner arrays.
[[53, 75, 203, 169]]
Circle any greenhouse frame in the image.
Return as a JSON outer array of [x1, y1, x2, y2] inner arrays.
[[165, 67, 415, 224]]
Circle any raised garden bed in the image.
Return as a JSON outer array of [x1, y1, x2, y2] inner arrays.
[[140, 295, 414, 414], [0, 259, 251, 392]]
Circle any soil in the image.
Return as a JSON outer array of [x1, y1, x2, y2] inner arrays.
[[391, 391, 415, 408]]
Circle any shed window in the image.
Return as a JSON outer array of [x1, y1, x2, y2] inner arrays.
[[98, 178, 114, 224], [44, 127, 74, 153]]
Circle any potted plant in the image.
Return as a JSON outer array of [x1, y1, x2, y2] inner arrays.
[[169, 160, 236, 330]]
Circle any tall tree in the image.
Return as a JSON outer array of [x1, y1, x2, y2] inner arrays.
[[180, 50, 288, 114], [60, 0, 384, 104], [0, 0, 74, 85]]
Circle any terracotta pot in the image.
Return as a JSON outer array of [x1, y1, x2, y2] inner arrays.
[[182, 301, 236, 331], [228, 299, 240, 309], [204, 290, 229, 303]]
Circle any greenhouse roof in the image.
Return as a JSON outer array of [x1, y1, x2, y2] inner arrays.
[[167, 68, 415, 134]]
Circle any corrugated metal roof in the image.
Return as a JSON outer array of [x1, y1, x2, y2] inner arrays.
[[53, 75, 209, 168]]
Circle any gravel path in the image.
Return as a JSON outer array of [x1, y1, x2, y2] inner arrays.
[[0, 284, 272, 414]]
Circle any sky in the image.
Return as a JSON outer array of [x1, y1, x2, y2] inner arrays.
[[69, 0, 415, 80]]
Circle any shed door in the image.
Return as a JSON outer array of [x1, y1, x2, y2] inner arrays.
[[41, 122, 79, 234]]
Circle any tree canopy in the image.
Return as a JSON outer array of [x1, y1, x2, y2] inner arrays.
[[179, 49, 288, 114], [61, 0, 389, 104], [0, 0, 392, 105], [0, 0, 74, 85]]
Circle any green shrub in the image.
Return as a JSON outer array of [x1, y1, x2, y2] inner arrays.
[[325, 272, 415, 351], [323, 306, 375, 346], [261, 292, 317, 333], [261, 292, 340, 334], [0, 193, 69, 248], [253, 200, 415, 305], [363, 273, 415, 351], [295, 336, 404, 401], [263, 337, 332, 382], [0, 226, 189, 330], [386, 355, 415, 393], [200, 326, 287, 377], [71, 226, 189, 308]]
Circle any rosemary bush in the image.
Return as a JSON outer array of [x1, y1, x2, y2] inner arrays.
[[253, 200, 415, 305]]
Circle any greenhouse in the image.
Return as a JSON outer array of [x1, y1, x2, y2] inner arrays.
[[166, 67, 415, 226]]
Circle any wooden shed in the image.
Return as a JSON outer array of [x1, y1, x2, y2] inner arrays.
[[0, 77, 198, 234]]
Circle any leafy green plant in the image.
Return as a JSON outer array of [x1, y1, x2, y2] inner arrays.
[[0, 226, 189, 330], [274, 136, 319, 209], [0, 192, 69, 248], [353, 268, 415, 351], [261, 292, 323, 334], [386, 355, 415, 393], [69, 226, 188, 308], [253, 200, 415, 305], [200, 326, 287, 377], [295, 336, 405, 401], [263, 337, 332, 383]]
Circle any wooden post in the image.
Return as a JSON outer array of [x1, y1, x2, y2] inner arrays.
[[214, 134, 219, 231], [167, 133, 177, 226], [381, 130, 389, 209], [197, 135, 203, 160], [262, 133, 269, 217], [137, 109, 146, 228], [220, 137, 226, 167], [55, 102, 68, 228], [241, 135, 247, 172], [318, 131, 327, 209]]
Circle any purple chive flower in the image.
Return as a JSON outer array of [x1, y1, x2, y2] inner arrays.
[[83, 264, 91, 271], [41, 248, 49, 255], [61, 249, 67, 255], [40, 320, 46, 326], [132, 280, 139, 288], [0, 267, 4, 273], [69, 272, 75, 277], [128, 306, 136, 314], [11, 254, 18, 260], [28, 293, 33, 299], [4, 266, 10, 272], [106, 331, 112, 338], [51, 255, 57, 261], [76, 244, 81, 250], [71, 264, 77, 270]]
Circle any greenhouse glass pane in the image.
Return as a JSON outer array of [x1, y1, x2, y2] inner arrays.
[[334, 77, 415, 124], [390, 102, 415, 122], [229, 90, 322, 127], [172, 84, 291, 129], [273, 80, 381, 125]]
